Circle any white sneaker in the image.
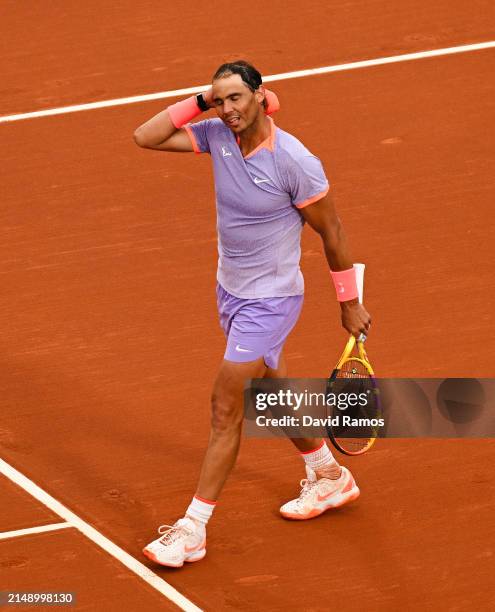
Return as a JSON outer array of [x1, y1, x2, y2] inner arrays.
[[142, 517, 206, 567], [280, 465, 360, 520]]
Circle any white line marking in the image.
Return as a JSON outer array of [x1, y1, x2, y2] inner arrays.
[[0, 458, 202, 612], [0, 40, 494, 124], [0, 522, 71, 541]]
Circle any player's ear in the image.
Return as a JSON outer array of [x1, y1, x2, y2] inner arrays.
[[255, 86, 265, 106]]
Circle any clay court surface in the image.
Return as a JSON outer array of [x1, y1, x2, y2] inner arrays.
[[1, 2, 494, 610]]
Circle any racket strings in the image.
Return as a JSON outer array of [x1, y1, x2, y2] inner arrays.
[[329, 358, 381, 453], [336, 359, 368, 380]]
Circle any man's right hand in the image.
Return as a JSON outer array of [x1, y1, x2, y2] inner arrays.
[[202, 88, 215, 109]]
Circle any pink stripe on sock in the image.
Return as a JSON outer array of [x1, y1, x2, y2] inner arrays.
[[194, 495, 217, 506], [299, 440, 325, 455]]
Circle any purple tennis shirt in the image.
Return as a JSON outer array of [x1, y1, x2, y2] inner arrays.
[[184, 116, 329, 298]]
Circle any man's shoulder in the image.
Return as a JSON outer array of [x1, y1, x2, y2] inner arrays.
[[273, 125, 328, 189], [190, 117, 229, 139], [200, 117, 227, 131], [275, 126, 316, 163]]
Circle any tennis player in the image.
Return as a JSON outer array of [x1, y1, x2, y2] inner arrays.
[[134, 61, 371, 567]]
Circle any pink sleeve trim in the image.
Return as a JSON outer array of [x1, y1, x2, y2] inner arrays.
[[183, 123, 202, 155], [295, 185, 330, 209]]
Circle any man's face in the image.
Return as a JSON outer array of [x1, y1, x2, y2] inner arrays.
[[211, 73, 263, 133]]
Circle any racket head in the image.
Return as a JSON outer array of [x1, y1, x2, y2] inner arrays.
[[326, 337, 381, 456]]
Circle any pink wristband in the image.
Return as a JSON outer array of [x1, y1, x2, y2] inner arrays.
[[264, 89, 280, 115], [167, 96, 203, 128], [330, 268, 359, 302]]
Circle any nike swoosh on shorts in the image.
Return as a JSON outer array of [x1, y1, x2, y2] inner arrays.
[[235, 344, 253, 353]]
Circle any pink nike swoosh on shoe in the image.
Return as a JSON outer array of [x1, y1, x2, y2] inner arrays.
[[142, 545, 206, 568], [280, 468, 360, 520], [316, 475, 355, 502], [184, 538, 206, 554]]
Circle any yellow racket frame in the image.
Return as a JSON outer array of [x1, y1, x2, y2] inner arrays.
[[336, 334, 375, 376], [330, 334, 377, 455]]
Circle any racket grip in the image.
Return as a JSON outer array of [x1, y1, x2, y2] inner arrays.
[[358, 333, 367, 343]]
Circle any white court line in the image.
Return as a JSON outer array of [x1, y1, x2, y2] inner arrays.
[[0, 458, 202, 612], [0, 522, 71, 541], [1, 40, 494, 124]]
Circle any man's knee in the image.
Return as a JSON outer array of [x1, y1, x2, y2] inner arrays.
[[210, 391, 243, 434], [209, 358, 266, 434]]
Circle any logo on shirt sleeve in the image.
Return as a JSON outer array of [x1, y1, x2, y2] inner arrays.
[[222, 146, 232, 157]]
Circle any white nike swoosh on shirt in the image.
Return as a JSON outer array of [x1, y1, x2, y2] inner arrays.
[[235, 344, 253, 353], [253, 177, 270, 184]]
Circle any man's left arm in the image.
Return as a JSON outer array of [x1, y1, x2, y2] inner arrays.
[[299, 192, 372, 338]]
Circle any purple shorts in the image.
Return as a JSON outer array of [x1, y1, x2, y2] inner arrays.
[[216, 283, 304, 369]]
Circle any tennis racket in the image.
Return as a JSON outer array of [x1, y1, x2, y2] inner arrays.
[[326, 263, 381, 455]]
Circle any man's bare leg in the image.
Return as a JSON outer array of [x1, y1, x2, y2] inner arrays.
[[195, 357, 268, 501], [264, 352, 323, 454], [142, 356, 268, 566], [265, 354, 359, 520], [264, 354, 359, 521]]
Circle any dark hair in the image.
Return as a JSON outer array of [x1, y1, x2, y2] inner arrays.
[[212, 60, 262, 91], [212, 60, 267, 109]]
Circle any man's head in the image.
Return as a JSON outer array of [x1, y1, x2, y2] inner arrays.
[[211, 60, 267, 132]]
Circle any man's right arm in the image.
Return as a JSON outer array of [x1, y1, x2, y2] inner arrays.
[[133, 108, 194, 152], [133, 89, 213, 152]]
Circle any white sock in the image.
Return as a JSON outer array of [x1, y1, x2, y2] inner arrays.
[[300, 441, 341, 479], [185, 495, 216, 525]]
